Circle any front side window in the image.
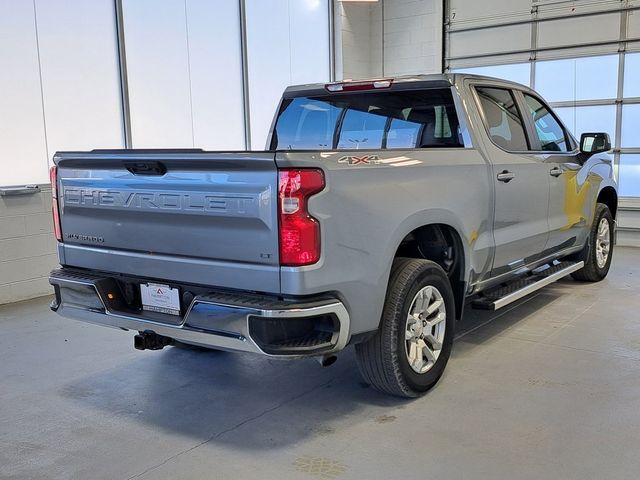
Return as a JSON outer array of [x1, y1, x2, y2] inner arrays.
[[475, 87, 529, 151], [271, 88, 463, 150], [524, 94, 569, 152]]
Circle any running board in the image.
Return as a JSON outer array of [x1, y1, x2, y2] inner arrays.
[[472, 261, 585, 311]]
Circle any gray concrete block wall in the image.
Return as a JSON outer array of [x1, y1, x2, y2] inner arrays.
[[337, 1, 383, 80], [0, 185, 58, 304], [383, 0, 442, 76]]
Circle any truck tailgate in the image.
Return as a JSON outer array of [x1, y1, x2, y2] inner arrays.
[[55, 151, 280, 292]]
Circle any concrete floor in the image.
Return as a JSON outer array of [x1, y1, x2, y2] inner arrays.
[[1, 247, 639, 480]]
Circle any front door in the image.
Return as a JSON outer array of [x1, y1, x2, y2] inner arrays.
[[520, 92, 592, 253]]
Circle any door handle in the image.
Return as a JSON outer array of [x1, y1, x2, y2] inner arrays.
[[549, 167, 563, 177], [497, 170, 515, 183]]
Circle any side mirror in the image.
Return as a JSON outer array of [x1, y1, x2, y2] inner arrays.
[[580, 132, 611, 154]]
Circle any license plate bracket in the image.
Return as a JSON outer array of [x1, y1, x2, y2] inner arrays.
[[140, 283, 181, 316]]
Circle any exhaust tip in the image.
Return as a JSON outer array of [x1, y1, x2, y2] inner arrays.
[[316, 354, 337, 367]]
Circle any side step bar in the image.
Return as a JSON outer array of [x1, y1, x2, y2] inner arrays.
[[472, 261, 584, 311]]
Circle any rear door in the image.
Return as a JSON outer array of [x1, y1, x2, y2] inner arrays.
[[472, 86, 551, 276]]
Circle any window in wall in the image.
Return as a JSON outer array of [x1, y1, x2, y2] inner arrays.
[[619, 154, 640, 198], [553, 105, 616, 144], [475, 87, 529, 151], [535, 55, 619, 102], [453, 63, 531, 87], [621, 104, 640, 148], [623, 52, 640, 98], [523, 94, 568, 152], [271, 88, 463, 150]]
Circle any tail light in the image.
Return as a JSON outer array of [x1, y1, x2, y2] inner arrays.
[[50, 166, 62, 241], [278, 169, 325, 266]]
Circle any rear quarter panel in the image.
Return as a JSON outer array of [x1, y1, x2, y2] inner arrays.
[[276, 149, 493, 335]]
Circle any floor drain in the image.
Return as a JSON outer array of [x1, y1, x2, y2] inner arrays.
[[293, 456, 346, 479]]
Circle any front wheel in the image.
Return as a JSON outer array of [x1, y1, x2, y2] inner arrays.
[[355, 258, 456, 398], [571, 203, 614, 282]]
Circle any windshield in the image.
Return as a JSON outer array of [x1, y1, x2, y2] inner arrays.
[[271, 88, 463, 150]]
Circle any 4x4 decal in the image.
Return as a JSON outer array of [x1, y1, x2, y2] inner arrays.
[[337, 155, 382, 166]]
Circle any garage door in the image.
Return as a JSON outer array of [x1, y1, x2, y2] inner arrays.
[[445, 0, 640, 240]]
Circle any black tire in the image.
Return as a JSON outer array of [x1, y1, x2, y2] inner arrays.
[[355, 258, 456, 398], [571, 203, 614, 282]]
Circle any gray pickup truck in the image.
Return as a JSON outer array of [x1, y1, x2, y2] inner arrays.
[[49, 74, 617, 397]]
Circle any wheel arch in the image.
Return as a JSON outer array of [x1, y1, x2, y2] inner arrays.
[[597, 186, 618, 219], [390, 222, 468, 321]]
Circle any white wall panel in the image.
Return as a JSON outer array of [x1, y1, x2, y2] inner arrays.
[[35, 0, 124, 159], [186, 0, 245, 150], [245, 0, 290, 150], [245, 0, 330, 149], [290, 0, 330, 85], [0, 0, 48, 186], [123, 0, 193, 147]]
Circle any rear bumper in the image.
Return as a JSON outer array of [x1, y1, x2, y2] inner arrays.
[[49, 268, 350, 357]]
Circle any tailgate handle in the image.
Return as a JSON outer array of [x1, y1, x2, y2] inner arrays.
[[125, 161, 167, 176]]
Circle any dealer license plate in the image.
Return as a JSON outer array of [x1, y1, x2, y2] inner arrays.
[[140, 283, 181, 316]]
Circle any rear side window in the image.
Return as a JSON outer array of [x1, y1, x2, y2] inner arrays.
[[475, 86, 529, 151], [271, 88, 463, 150]]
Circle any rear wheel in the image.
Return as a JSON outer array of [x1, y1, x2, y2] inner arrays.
[[355, 258, 455, 398], [571, 203, 614, 282]]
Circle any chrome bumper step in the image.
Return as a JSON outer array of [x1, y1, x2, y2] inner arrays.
[[49, 268, 350, 357], [472, 261, 584, 311]]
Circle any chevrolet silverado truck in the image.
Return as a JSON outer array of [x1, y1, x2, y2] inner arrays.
[[49, 74, 617, 397]]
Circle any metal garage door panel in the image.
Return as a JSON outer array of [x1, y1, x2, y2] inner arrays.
[[449, 24, 530, 59], [448, 54, 531, 70], [536, 44, 622, 60], [628, 9, 640, 40], [536, 0, 623, 19], [537, 13, 620, 49], [448, 0, 530, 26]]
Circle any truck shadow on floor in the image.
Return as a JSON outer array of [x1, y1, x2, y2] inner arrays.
[[59, 282, 574, 451]]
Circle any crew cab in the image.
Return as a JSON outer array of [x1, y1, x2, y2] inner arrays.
[[49, 74, 617, 397]]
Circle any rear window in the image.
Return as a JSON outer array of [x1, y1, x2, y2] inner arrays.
[[271, 88, 463, 150]]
